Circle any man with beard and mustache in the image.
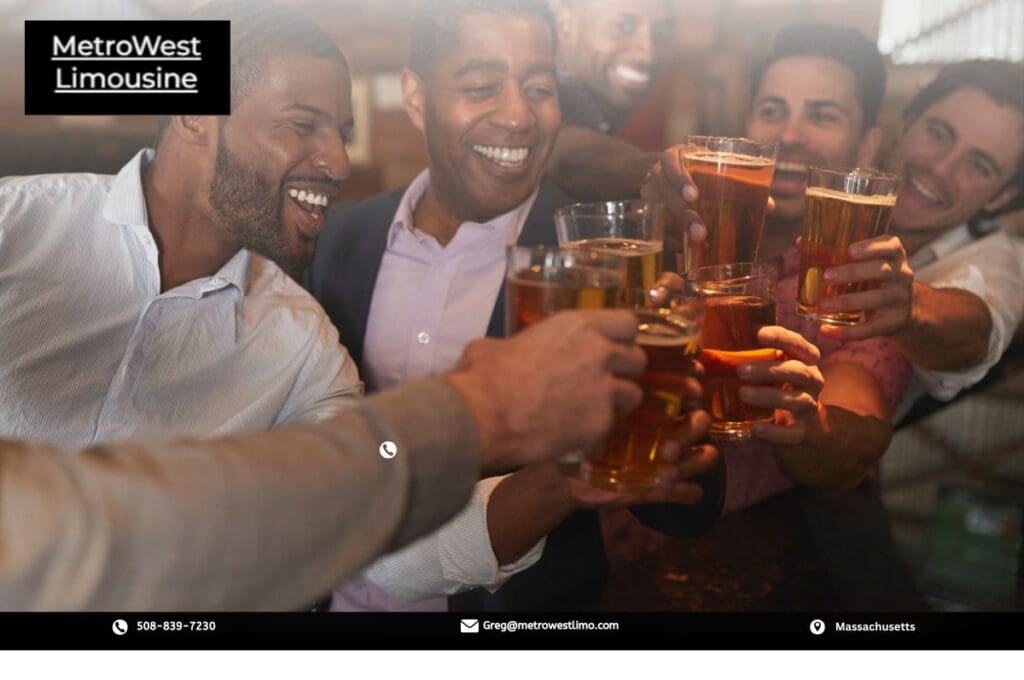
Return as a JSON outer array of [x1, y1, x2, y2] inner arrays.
[[0, 0, 363, 447]]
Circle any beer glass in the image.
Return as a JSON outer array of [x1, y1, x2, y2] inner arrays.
[[797, 167, 900, 325], [505, 245, 626, 335], [581, 290, 705, 492], [554, 200, 666, 303], [682, 136, 776, 270], [506, 245, 626, 470], [685, 262, 777, 440]]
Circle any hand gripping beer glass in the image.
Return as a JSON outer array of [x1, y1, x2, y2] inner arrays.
[[685, 262, 778, 440], [554, 200, 666, 304], [797, 167, 900, 325], [580, 289, 705, 491], [682, 136, 776, 270]]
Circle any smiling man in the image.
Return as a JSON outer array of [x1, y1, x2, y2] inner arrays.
[[744, 23, 886, 258], [0, 0, 362, 446], [820, 60, 1024, 417], [307, 0, 719, 612]]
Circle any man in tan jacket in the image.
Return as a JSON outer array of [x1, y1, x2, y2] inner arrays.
[[0, 310, 692, 612]]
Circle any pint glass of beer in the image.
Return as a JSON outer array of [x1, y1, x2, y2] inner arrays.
[[506, 245, 626, 469], [505, 245, 626, 335], [686, 263, 778, 439], [682, 136, 776, 270], [581, 291, 705, 491], [555, 200, 666, 302], [797, 167, 900, 325]]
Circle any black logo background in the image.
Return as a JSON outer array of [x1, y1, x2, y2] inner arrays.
[[25, 20, 229, 115]]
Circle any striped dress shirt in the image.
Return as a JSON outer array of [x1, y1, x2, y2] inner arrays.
[[0, 149, 362, 447]]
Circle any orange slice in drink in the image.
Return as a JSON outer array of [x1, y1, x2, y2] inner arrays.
[[699, 348, 781, 376]]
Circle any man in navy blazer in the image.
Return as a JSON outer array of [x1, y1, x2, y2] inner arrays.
[[305, 0, 721, 612]]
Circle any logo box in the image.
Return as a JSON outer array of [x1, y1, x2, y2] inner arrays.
[[25, 20, 230, 115]]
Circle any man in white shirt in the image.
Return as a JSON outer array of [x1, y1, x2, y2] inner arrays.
[[0, 0, 363, 446], [813, 60, 1024, 418], [307, 0, 722, 611]]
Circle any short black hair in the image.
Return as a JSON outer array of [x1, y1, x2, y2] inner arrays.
[[751, 23, 887, 131], [904, 59, 1024, 212], [409, 0, 556, 78], [156, 0, 348, 140]]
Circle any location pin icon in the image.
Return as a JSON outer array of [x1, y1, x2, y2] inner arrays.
[[810, 619, 825, 635]]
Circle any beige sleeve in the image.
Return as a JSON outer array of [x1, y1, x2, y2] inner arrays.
[[0, 377, 480, 612]]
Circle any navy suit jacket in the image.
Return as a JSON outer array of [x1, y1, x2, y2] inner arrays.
[[305, 181, 722, 611]]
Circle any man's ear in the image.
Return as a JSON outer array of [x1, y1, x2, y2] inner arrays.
[[401, 67, 427, 134], [856, 125, 883, 167], [983, 182, 1020, 214], [167, 115, 215, 146]]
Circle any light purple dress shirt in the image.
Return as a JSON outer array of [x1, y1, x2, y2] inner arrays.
[[332, 169, 545, 612]]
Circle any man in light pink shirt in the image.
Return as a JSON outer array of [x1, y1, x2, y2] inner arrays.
[[307, 0, 731, 611]]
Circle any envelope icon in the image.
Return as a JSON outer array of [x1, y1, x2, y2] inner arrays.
[[460, 619, 480, 633]]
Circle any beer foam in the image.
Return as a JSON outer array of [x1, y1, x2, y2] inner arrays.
[[573, 237, 663, 256], [683, 150, 775, 168], [805, 186, 898, 206], [637, 329, 690, 347]]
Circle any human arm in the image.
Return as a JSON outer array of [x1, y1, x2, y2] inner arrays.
[[822, 231, 1022, 380], [545, 126, 658, 201], [0, 377, 481, 612], [362, 409, 719, 602], [0, 310, 646, 611]]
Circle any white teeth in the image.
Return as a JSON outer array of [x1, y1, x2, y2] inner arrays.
[[289, 189, 329, 208], [616, 65, 651, 84], [472, 145, 530, 165], [910, 176, 939, 204]]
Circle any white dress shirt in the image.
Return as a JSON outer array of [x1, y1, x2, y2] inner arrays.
[[332, 169, 545, 611], [897, 224, 1024, 421], [0, 149, 362, 446]]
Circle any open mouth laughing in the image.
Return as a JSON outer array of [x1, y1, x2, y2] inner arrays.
[[472, 145, 532, 170], [285, 185, 336, 239]]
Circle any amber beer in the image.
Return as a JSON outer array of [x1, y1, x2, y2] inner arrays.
[[572, 237, 663, 295], [701, 296, 777, 438], [682, 137, 776, 269], [687, 263, 777, 439], [582, 302, 703, 491], [505, 246, 625, 334], [555, 201, 665, 303], [797, 168, 900, 325]]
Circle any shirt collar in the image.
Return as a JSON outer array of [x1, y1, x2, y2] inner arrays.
[[907, 223, 972, 270], [388, 168, 539, 249], [103, 147, 251, 298], [102, 148, 153, 229]]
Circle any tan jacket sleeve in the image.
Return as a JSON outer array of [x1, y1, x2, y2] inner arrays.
[[0, 377, 480, 612]]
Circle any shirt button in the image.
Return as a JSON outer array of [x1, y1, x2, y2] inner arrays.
[[417, 332, 431, 345], [141, 235, 153, 246], [210, 277, 226, 286]]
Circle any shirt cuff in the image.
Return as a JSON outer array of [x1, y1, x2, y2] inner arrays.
[[437, 475, 546, 593]]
